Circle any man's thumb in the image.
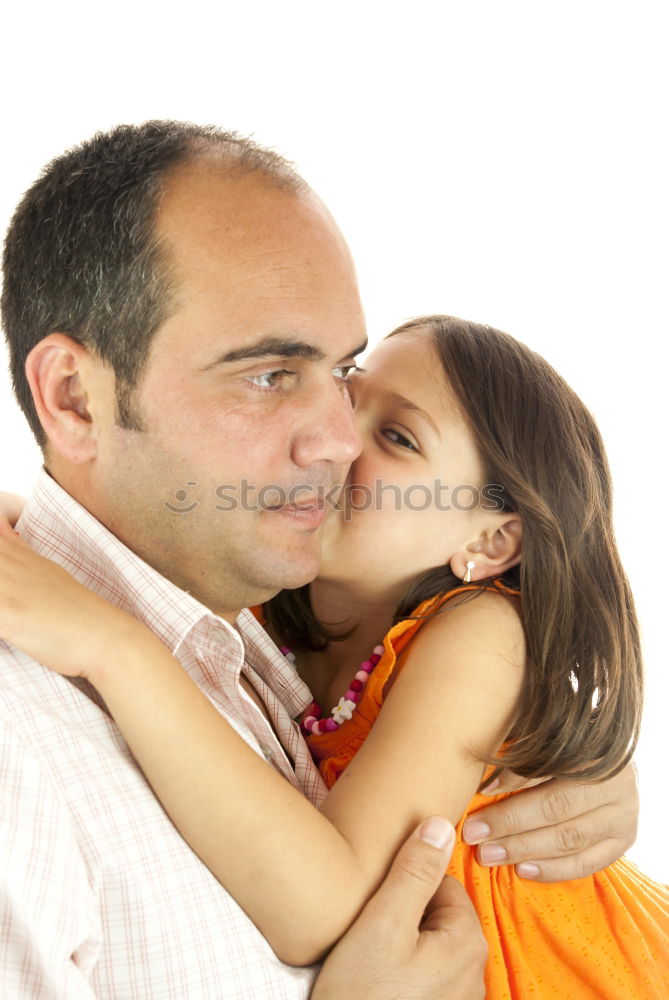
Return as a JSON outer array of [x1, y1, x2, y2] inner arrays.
[[375, 817, 456, 927], [417, 817, 456, 853]]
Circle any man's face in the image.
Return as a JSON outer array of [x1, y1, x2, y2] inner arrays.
[[87, 159, 366, 618]]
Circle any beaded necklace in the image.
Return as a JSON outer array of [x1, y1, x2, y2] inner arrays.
[[280, 643, 385, 735]]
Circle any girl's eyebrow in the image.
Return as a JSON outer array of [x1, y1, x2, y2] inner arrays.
[[383, 390, 442, 441], [354, 372, 442, 441]]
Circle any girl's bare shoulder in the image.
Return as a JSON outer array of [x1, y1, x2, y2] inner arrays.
[[412, 586, 526, 670]]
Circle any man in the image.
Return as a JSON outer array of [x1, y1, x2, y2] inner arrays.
[[0, 122, 638, 998]]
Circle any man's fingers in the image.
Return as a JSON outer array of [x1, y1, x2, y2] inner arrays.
[[420, 876, 488, 1000], [421, 873, 484, 937], [480, 769, 550, 795], [313, 819, 487, 1000], [463, 778, 613, 846], [459, 766, 639, 884], [474, 765, 638, 836], [468, 803, 623, 862], [365, 818, 456, 933], [513, 840, 627, 883]]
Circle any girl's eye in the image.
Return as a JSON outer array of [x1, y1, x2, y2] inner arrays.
[[246, 370, 296, 390], [382, 428, 419, 451]]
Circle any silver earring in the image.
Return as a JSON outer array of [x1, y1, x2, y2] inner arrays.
[[463, 560, 475, 584]]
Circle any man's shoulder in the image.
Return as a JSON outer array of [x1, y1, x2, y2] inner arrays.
[[0, 640, 117, 762], [0, 638, 50, 702], [0, 661, 81, 834]]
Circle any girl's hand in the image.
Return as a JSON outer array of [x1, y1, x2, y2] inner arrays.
[[0, 515, 144, 680], [0, 492, 26, 527]]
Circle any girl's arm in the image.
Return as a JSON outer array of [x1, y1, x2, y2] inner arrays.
[[0, 520, 524, 965]]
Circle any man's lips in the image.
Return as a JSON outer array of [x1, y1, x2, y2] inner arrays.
[[263, 494, 324, 510], [263, 494, 329, 527]]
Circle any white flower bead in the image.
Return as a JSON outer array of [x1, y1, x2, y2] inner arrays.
[[332, 697, 356, 724]]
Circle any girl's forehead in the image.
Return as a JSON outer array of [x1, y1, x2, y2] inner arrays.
[[363, 329, 469, 431], [365, 330, 442, 394], [366, 328, 431, 369]]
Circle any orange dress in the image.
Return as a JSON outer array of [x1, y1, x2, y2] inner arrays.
[[303, 582, 669, 1000]]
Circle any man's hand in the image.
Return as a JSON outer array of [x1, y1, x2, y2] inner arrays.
[[462, 764, 639, 882], [312, 817, 487, 1000]]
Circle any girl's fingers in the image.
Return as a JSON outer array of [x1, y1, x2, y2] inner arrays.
[[0, 514, 17, 536], [0, 492, 26, 528]]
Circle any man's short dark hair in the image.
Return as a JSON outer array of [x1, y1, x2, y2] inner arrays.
[[1, 120, 306, 446]]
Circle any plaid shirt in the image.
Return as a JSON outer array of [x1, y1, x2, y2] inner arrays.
[[0, 469, 327, 999]]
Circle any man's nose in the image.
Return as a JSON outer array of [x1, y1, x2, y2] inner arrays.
[[291, 379, 362, 469]]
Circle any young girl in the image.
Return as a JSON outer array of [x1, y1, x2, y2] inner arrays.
[[1, 316, 667, 998]]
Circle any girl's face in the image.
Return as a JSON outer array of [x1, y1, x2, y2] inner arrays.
[[318, 328, 495, 602]]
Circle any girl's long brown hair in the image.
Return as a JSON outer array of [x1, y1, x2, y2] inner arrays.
[[267, 316, 643, 783]]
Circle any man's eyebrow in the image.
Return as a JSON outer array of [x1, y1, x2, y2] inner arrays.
[[206, 336, 368, 368], [341, 338, 368, 362]]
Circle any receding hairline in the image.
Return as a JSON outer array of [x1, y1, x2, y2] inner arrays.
[[150, 139, 317, 274], [123, 139, 315, 354], [162, 134, 310, 196], [152, 145, 351, 291]]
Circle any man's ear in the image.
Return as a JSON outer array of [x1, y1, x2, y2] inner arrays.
[[451, 515, 522, 583], [25, 333, 98, 463]]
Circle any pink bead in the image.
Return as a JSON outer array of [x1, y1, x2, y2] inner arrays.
[[373, 645, 385, 657], [355, 671, 369, 684], [350, 679, 363, 692], [324, 718, 338, 732], [280, 646, 291, 655], [311, 721, 322, 735], [303, 715, 317, 730], [345, 690, 358, 703], [360, 660, 373, 673]]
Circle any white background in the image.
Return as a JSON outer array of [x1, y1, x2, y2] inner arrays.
[[2, 2, 667, 881]]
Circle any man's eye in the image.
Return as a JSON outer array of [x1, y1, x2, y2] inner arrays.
[[332, 364, 364, 381], [246, 370, 295, 390], [382, 428, 418, 451]]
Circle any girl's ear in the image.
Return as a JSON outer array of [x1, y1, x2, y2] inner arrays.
[[451, 515, 522, 583]]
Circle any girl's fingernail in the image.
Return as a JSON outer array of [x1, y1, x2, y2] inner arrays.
[[481, 777, 500, 794]]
